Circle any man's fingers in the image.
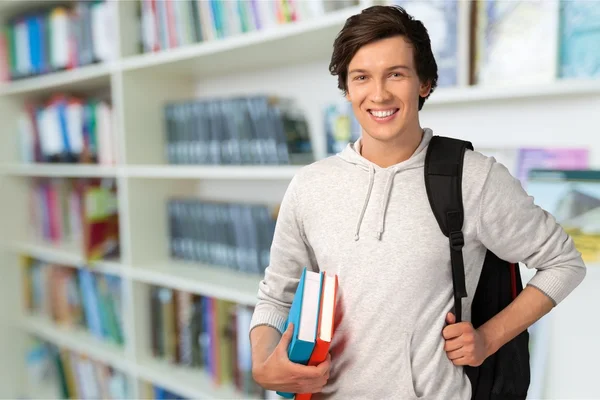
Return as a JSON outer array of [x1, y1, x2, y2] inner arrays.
[[442, 322, 473, 340], [446, 348, 463, 361], [446, 312, 456, 325], [288, 356, 332, 381], [452, 356, 468, 366], [442, 324, 462, 340], [287, 361, 324, 380], [302, 375, 329, 393], [315, 354, 332, 376], [444, 338, 463, 352]]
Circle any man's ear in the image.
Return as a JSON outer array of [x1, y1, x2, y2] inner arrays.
[[419, 81, 432, 98]]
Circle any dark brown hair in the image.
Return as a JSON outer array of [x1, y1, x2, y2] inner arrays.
[[329, 5, 438, 110]]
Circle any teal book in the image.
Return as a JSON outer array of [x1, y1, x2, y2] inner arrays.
[[277, 268, 323, 399]]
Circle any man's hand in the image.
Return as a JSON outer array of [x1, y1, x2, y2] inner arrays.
[[252, 323, 331, 393], [442, 312, 489, 367]]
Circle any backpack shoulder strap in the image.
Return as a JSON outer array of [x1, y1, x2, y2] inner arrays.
[[424, 135, 474, 323]]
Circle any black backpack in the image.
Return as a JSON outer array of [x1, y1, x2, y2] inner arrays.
[[424, 135, 531, 400]]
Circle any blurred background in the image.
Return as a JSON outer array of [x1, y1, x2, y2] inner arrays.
[[0, 0, 598, 399]]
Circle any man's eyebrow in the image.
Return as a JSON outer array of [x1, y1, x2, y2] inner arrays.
[[348, 65, 412, 75]]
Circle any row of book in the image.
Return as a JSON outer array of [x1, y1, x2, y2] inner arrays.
[[148, 285, 264, 397], [377, 0, 600, 87], [25, 338, 130, 399], [139, 0, 359, 53], [23, 257, 124, 346], [164, 95, 313, 165], [28, 178, 120, 262], [168, 198, 277, 275], [18, 96, 116, 165], [0, 1, 115, 82]]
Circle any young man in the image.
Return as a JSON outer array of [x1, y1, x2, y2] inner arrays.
[[249, 5, 586, 399]]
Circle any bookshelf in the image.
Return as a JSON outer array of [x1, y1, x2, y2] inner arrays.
[[0, 0, 599, 399]]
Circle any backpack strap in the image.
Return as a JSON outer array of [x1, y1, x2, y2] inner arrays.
[[424, 135, 474, 323]]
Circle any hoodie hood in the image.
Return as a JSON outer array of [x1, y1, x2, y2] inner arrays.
[[336, 128, 433, 241]]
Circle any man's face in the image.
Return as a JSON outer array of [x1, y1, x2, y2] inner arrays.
[[346, 35, 430, 144]]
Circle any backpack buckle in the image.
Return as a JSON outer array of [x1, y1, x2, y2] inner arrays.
[[449, 231, 464, 250]]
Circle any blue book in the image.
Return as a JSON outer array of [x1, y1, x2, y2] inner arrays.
[[277, 268, 324, 399], [78, 269, 104, 339]]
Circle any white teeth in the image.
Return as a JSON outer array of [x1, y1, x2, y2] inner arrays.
[[370, 109, 396, 118]]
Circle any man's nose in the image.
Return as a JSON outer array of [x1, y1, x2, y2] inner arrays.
[[371, 82, 392, 102]]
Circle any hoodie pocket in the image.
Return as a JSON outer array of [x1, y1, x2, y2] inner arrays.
[[399, 332, 423, 400]]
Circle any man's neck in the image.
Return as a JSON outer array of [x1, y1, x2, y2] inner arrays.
[[359, 127, 424, 168]]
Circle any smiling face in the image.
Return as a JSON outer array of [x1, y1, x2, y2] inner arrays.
[[346, 35, 431, 145]]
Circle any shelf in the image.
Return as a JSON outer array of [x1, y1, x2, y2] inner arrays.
[[9, 240, 124, 276], [1, 163, 118, 178], [0, 63, 113, 97], [125, 165, 301, 180], [120, 6, 362, 78], [21, 314, 131, 374], [136, 357, 256, 400], [429, 79, 600, 106], [129, 261, 260, 306]]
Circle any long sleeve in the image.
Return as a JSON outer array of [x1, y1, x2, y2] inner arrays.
[[475, 159, 586, 306], [249, 174, 318, 334]]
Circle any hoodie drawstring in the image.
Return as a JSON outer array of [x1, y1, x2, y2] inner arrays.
[[354, 164, 375, 241], [376, 168, 397, 240]]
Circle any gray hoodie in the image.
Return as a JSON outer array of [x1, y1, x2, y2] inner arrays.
[[250, 128, 586, 399]]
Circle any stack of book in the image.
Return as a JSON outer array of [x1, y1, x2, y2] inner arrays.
[[163, 95, 313, 166], [278, 268, 339, 400]]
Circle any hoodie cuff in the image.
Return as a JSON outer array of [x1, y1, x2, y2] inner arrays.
[[249, 309, 288, 335], [527, 268, 585, 306]]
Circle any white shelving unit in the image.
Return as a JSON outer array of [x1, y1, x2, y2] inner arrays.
[[0, 1, 599, 399]]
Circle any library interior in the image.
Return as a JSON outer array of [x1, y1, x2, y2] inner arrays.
[[0, 0, 598, 399]]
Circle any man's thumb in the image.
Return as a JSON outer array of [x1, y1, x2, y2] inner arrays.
[[278, 323, 294, 352], [446, 312, 456, 325]]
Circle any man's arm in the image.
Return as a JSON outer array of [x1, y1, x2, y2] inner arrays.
[[479, 285, 553, 359], [249, 173, 318, 362], [251, 325, 282, 375], [444, 154, 586, 365], [475, 155, 586, 305], [250, 174, 317, 334]]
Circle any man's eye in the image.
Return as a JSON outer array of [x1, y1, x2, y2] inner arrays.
[[354, 75, 366, 81]]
